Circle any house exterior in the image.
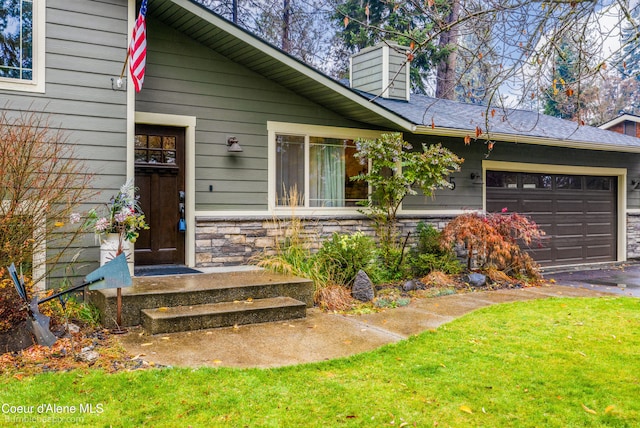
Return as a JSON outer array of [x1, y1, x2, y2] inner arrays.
[[599, 114, 640, 138], [4, 0, 640, 284]]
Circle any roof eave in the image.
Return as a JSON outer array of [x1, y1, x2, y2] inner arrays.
[[598, 114, 640, 129], [413, 125, 640, 153]]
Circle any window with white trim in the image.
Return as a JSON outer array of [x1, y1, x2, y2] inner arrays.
[[270, 123, 382, 209], [0, 0, 45, 92]]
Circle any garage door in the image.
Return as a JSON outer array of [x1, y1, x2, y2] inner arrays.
[[486, 171, 617, 266]]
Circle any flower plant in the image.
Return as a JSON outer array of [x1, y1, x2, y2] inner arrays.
[[89, 180, 149, 249]]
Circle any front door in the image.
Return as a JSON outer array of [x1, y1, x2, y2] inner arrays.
[[134, 125, 186, 266]]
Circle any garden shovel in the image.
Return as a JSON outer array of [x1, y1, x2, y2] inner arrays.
[[7, 254, 132, 347]]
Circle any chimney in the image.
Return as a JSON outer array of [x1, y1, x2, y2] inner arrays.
[[350, 41, 410, 101]]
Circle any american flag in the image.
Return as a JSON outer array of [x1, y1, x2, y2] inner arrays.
[[129, 0, 148, 92]]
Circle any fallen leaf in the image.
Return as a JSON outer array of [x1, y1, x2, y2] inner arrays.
[[343, 16, 349, 28], [459, 405, 473, 414], [605, 405, 615, 414], [581, 403, 597, 415], [212, 359, 222, 364], [233, 324, 239, 329], [158, 307, 169, 312], [141, 342, 154, 347]]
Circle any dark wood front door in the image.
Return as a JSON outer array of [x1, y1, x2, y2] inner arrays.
[[134, 125, 185, 266]]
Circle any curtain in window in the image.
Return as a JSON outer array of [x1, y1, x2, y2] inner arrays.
[[310, 143, 345, 207]]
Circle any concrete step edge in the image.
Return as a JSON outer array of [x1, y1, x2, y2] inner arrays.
[[141, 296, 306, 320]]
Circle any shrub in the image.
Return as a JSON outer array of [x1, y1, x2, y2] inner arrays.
[[0, 110, 94, 278], [351, 133, 462, 267], [1, 110, 94, 332], [408, 223, 462, 276], [315, 232, 376, 287], [440, 210, 544, 280]]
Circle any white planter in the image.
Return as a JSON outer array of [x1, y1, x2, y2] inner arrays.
[[99, 233, 133, 275]]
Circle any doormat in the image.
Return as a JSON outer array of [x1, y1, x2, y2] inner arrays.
[[134, 265, 202, 277]]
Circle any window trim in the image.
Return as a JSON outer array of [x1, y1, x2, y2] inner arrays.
[[268, 122, 384, 214], [0, 0, 46, 93]]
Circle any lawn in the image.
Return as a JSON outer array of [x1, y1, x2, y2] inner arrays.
[[1, 296, 639, 427]]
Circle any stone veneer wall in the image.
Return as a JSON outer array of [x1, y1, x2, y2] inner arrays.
[[195, 215, 456, 267], [627, 212, 640, 259]]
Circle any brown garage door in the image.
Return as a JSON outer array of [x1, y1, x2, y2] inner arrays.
[[486, 171, 617, 266]]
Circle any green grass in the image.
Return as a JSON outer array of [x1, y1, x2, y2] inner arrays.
[[2, 297, 639, 427]]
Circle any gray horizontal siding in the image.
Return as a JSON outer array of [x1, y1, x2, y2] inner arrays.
[[138, 20, 371, 211], [0, 0, 129, 282], [403, 134, 640, 211]]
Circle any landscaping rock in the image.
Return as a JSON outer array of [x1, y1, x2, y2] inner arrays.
[[77, 350, 100, 364], [466, 273, 487, 287], [352, 270, 375, 302], [66, 323, 81, 334], [403, 280, 417, 292]]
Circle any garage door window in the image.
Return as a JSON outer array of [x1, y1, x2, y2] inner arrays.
[[486, 171, 517, 188], [555, 175, 582, 190], [587, 177, 612, 190], [522, 174, 551, 189]]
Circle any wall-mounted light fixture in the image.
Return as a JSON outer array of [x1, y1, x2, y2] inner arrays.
[[470, 172, 483, 185], [227, 136, 243, 152]]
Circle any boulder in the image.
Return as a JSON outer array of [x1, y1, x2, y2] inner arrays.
[[352, 270, 375, 302], [466, 273, 487, 287], [77, 350, 99, 364], [403, 280, 417, 292]]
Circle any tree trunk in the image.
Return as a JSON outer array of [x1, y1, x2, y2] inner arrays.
[[282, 0, 291, 52], [435, 0, 460, 100]]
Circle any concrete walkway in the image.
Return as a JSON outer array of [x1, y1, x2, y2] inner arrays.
[[117, 283, 614, 369]]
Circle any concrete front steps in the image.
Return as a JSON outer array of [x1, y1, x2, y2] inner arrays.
[[90, 269, 314, 334]]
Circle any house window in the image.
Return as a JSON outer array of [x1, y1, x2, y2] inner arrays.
[[269, 123, 383, 210], [275, 134, 368, 207], [624, 121, 636, 137], [0, 0, 45, 92]]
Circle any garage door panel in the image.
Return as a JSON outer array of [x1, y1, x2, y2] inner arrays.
[[556, 200, 584, 214], [487, 171, 616, 266], [586, 199, 614, 212], [555, 223, 584, 237], [586, 222, 614, 235], [521, 199, 553, 213]]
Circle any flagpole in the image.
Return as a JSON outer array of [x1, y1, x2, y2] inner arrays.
[[120, 49, 130, 81]]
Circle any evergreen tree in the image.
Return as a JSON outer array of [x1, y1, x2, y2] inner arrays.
[[543, 41, 581, 119], [616, 4, 640, 80], [331, 0, 455, 95]]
